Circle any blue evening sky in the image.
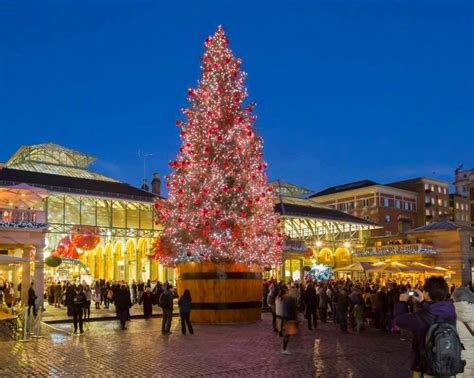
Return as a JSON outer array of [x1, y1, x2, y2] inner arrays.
[[0, 1, 472, 193]]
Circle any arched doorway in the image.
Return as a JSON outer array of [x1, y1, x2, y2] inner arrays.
[[318, 248, 334, 266], [105, 243, 113, 281], [137, 238, 150, 282], [95, 245, 104, 280], [86, 250, 95, 278], [334, 247, 351, 267], [126, 239, 136, 283], [114, 241, 124, 281]]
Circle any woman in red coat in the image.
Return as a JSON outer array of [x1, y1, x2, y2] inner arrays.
[[139, 287, 153, 319]]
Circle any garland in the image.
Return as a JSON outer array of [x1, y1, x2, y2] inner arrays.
[[353, 247, 437, 257], [0, 221, 47, 229]]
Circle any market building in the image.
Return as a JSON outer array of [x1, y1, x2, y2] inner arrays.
[[0, 143, 171, 299], [351, 220, 474, 286], [271, 181, 381, 281]]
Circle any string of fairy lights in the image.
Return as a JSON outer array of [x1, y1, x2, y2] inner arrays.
[[153, 26, 283, 267]]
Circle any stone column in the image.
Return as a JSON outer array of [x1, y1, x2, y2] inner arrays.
[[21, 249, 30, 306], [34, 245, 45, 310]]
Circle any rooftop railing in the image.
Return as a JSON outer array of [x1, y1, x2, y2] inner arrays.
[[0, 208, 47, 229]]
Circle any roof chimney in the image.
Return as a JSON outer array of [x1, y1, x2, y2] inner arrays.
[[151, 172, 161, 196], [141, 178, 149, 192]]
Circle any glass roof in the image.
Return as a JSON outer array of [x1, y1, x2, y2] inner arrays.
[[6, 143, 118, 182]]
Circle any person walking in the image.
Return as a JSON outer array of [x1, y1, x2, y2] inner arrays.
[[267, 280, 279, 333], [114, 284, 132, 330], [66, 282, 76, 317], [139, 286, 153, 319], [159, 284, 178, 335], [337, 288, 350, 333], [83, 285, 92, 320], [318, 284, 329, 323], [54, 281, 62, 308], [27, 282, 37, 317], [178, 289, 194, 335], [72, 285, 86, 334], [281, 286, 298, 355], [303, 282, 318, 330]]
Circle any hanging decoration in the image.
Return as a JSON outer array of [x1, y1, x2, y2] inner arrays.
[[70, 226, 101, 251]]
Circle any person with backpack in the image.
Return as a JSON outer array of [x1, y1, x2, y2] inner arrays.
[[396, 276, 465, 377], [159, 284, 178, 335], [71, 285, 86, 334]]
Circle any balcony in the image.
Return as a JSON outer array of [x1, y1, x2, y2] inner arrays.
[[0, 208, 47, 229], [353, 243, 437, 257]]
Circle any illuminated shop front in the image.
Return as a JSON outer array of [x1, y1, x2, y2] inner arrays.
[[272, 181, 381, 282], [0, 143, 173, 285]]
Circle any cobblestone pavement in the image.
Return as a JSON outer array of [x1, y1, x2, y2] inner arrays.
[[0, 314, 412, 377], [41, 303, 178, 323]]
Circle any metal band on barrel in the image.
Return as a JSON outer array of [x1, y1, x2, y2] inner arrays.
[[178, 272, 262, 280], [191, 301, 262, 310]]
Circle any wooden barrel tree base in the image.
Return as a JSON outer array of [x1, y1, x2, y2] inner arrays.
[[176, 261, 262, 324]]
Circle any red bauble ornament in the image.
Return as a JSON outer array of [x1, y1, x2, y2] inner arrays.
[[194, 199, 201, 206], [306, 248, 314, 258], [186, 251, 192, 257], [188, 89, 195, 97], [240, 211, 247, 218], [70, 226, 101, 251], [177, 217, 183, 223], [176, 120, 183, 127], [55, 236, 79, 259]]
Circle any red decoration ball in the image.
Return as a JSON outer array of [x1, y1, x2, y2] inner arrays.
[[188, 89, 195, 97], [186, 251, 192, 257]]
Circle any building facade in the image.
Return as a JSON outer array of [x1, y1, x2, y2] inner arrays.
[[454, 167, 474, 227], [307, 180, 418, 236], [388, 177, 450, 226], [0, 143, 172, 288], [449, 194, 471, 226]]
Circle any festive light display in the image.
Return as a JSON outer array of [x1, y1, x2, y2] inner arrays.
[[153, 26, 282, 267], [70, 226, 101, 251], [54, 236, 80, 259]]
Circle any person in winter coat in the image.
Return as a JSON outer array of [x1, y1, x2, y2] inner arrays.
[[453, 286, 474, 376], [65, 282, 76, 317], [159, 284, 178, 335], [54, 282, 62, 308], [337, 288, 350, 333], [139, 286, 153, 319], [318, 284, 329, 323], [395, 276, 457, 375], [113, 284, 133, 330], [83, 285, 92, 319], [178, 289, 194, 335], [275, 285, 287, 337], [71, 285, 86, 334], [267, 281, 279, 332], [281, 288, 298, 355], [28, 282, 37, 317], [303, 282, 318, 330]]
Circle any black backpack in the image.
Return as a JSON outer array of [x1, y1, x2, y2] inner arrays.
[[418, 312, 466, 376]]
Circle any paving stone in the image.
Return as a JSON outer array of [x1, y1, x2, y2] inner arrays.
[[0, 314, 412, 377]]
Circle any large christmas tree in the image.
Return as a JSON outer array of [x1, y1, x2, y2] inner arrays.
[[153, 26, 282, 267]]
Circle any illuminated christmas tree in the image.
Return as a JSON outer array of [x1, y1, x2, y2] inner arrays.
[[153, 26, 282, 267]]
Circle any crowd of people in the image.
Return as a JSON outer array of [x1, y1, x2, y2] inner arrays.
[[264, 276, 471, 376], [45, 279, 193, 336]]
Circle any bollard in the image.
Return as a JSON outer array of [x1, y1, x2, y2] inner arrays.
[[32, 307, 44, 339]]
